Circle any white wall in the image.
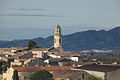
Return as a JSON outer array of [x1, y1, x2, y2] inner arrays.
[[70, 57, 79, 62]]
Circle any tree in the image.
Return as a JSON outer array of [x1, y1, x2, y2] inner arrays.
[[31, 70, 54, 80], [28, 40, 37, 50], [13, 70, 19, 80]]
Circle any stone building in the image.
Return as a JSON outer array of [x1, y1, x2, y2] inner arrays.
[[53, 70, 90, 80], [53, 24, 63, 52], [30, 25, 81, 59], [48, 24, 64, 54], [31, 48, 49, 59], [73, 64, 120, 80], [2, 66, 76, 80]]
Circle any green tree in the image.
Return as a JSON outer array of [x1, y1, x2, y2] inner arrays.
[[31, 70, 54, 80], [28, 40, 37, 50], [13, 70, 19, 80]]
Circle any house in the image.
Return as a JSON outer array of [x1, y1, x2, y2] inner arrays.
[[18, 52, 33, 59], [48, 53, 61, 58], [2, 66, 76, 80], [48, 52, 81, 59], [8, 52, 33, 67], [2, 47, 27, 53], [73, 64, 120, 80], [44, 58, 74, 66], [31, 48, 49, 59], [11, 59, 28, 67], [25, 58, 47, 66], [53, 70, 90, 80], [69, 56, 79, 62]]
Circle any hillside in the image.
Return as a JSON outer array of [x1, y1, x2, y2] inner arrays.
[[0, 26, 120, 51]]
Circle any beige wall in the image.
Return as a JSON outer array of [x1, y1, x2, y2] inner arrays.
[[32, 51, 43, 58], [106, 69, 120, 80], [2, 68, 14, 80], [32, 51, 47, 58], [71, 71, 90, 80], [18, 72, 35, 80], [84, 70, 105, 80]]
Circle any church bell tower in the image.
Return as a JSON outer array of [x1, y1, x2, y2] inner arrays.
[[54, 24, 63, 51]]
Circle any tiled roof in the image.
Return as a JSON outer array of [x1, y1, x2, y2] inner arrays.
[[48, 47, 59, 52], [52, 53, 81, 57], [16, 59, 28, 61], [11, 47, 27, 50], [7, 53, 25, 59], [31, 48, 49, 51], [48, 58, 73, 63], [75, 64, 120, 72], [0, 48, 10, 50], [13, 66, 76, 72], [19, 52, 33, 59], [0, 47, 27, 51], [53, 70, 81, 78]]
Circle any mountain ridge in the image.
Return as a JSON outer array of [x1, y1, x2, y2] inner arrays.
[[0, 26, 120, 51]]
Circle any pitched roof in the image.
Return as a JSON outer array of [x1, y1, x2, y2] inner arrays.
[[31, 48, 49, 51], [16, 59, 28, 61], [7, 53, 25, 59], [48, 47, 59, 52], [19, 52, 33, 59], [48, 58, 73, 63], [75, 64, 120, 72], [13, 66, 76, 72], [11, 47, 27, 50], [51, 52, 81, 57], [53, 70, 80, 78]]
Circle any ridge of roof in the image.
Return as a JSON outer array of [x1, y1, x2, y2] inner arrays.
[[75, 64, 120, 72], [12, 66, 76, 72]]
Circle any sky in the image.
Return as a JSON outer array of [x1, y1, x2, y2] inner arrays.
[[0, 0, 120, 40]]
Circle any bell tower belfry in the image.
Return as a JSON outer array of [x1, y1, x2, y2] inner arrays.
[[54, 24, 63, 51]]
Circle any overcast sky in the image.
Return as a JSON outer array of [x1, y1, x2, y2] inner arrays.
[[0, 0, 120, 40]]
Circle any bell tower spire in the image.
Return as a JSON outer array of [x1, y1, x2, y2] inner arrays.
[[54, 24, 63, 51]]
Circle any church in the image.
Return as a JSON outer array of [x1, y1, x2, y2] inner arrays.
[[32, 24, 80, 59], [48, 24, 64, 53]]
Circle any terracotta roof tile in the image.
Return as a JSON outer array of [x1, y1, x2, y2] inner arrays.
[[16, 59, 28, 61], [13, 66, 76, 72]]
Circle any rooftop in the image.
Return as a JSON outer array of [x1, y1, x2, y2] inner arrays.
[[13, 66, 76, 72], [16, 59, 28, 61], [53, 70, 80, 78], [75, 64, 120, 72], [19, 52, 33, 59], [31, 48, 49, 51]]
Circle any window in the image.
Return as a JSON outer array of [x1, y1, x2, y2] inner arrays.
[[59, 38, 61, 43], [52, 53, 54, 54], [82, 74, 84, 79]]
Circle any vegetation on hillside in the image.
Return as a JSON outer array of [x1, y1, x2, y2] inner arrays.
[[0, 27, 120, 51]]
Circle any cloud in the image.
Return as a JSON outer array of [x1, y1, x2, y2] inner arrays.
[[0, 8, 47, 11], [0, 8, 63, 17], [0, 13, 63, 17]]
